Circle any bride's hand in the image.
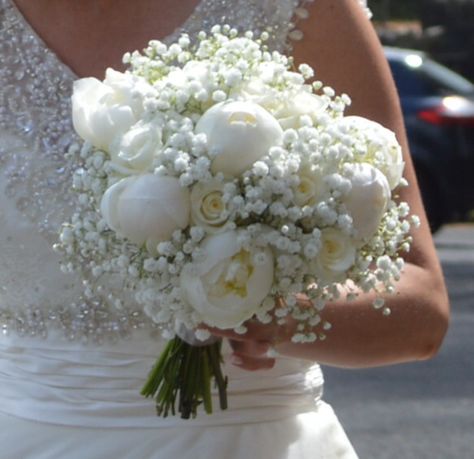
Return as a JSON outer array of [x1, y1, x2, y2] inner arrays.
[[204, 315, 294, 371], [206, 324, 275, 371]]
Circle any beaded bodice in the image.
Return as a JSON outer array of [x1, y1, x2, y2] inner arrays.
[[0, 0, 371, 342]]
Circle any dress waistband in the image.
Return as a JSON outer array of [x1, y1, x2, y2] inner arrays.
[[0, 334, 323, 428]]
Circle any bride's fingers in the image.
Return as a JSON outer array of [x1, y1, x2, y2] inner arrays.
[[206, 326, 280, 370]]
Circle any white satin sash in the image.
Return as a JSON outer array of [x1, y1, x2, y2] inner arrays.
[[0, 330, 323, 428]]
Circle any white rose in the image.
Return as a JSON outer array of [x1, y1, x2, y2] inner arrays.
[[72, 69, 149, 152], [312, 228, 356, 283], [229, 78, 280, 113], [196, 101, 283, 177], [343, 163, 391, 241], [335, 116, 405, 189], [180, 231, 274, 329], [273, 91, 328, 129], [109, 120, 163, 174], [293, 166, 325, 207], [190, 180, 232, 233], [102, 68, 152, 113], [100, 174, 190, 247]]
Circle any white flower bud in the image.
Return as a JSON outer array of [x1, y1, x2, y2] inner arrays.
[[343, 163, 391, 241], [100, 174, 190, 247], [196, 101, 283, 176]]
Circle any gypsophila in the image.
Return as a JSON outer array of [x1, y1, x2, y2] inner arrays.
[[57, 26, 418, 419], [60, 24, 417, 337]]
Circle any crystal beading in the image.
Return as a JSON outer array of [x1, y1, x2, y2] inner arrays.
[[0, 0, 77, 244]]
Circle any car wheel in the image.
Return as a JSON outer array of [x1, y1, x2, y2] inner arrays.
[[416, 168, 444, 233]]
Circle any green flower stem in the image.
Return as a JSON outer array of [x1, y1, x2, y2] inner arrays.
[[208, 342, 228, 410], [200, 351, 212, 414], [141, 336, 228, 419]]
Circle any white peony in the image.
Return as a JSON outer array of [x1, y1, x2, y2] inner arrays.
[[109, 119, 163, 174], [100, 174, 190, 247], [190, 180, 232, 233], [72, 69, 150, 152], [180, 231, 274, 329], [195, 101, 283, 177], [343, 163, 391, 241], [312, 228, 356, 283], [335, 116, 405, 190]]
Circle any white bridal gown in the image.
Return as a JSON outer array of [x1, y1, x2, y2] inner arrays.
[[0, 1, 370, 458]]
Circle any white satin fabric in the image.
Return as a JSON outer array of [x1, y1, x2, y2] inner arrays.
[[0, 406, 355, 459], [0, 331, 358, 459], [0, 330, 324, 428]]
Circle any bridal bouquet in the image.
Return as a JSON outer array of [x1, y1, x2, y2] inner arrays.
[[57, 26, 418, 419]]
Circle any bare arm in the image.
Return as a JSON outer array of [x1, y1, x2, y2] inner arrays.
[[211, 0, 449, 369]]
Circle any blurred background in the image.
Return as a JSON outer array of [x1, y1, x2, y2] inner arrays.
[[373, 0, 474, 81], [375, 0, 474, 233], [322, 2, 474, 458]]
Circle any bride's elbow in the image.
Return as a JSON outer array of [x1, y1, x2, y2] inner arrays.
[[416, 294, 450, 361]]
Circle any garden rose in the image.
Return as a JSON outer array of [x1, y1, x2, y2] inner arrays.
[[109, 120, 163, 174], [312, 228, 356, 283], [100, 174, 190, 246], [190, 180, 232, 233], [293, 166, 325, 207], [180, 231, 274, 329], [195, 101, 283, 176]]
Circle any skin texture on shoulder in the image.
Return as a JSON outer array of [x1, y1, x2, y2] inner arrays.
[[11, 0, 201, 78], [213, 0, 450, 370]]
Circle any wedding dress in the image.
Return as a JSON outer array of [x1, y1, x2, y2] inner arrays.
[[0, 1, 370, 457]]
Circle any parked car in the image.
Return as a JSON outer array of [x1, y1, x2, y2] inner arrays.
[[384, 47, 474, 232]]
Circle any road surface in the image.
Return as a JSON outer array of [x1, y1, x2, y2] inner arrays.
[[323, 224, 474, 459]]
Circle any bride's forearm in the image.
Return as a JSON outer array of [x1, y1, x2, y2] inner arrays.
[[269, 0, 450, 369], [274, 263, 449, 368]]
